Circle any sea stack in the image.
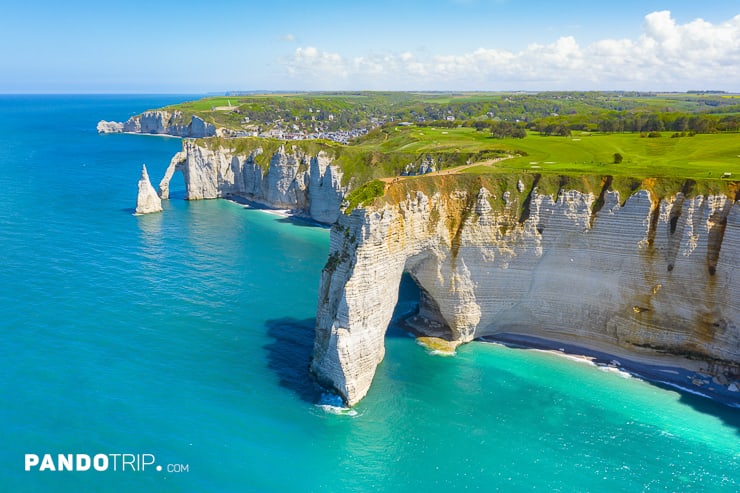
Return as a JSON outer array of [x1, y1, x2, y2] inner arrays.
[[135, 164, 163, 214]]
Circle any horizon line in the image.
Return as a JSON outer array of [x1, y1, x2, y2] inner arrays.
[[0, 89, 737, 96]]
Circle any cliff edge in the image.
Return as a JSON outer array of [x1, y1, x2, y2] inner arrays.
[[311, 175, 739, 405], [158, 139, 348, 224]]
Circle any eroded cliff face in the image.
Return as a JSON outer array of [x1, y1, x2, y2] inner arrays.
[[158, 140, 348, 223], [97, 111, 216, 138], [311, 176, 739, 405]]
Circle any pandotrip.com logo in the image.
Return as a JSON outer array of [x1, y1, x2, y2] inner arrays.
[[24, 453, 189, 473]]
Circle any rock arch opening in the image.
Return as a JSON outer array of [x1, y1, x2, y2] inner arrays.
[[158, 151, 186, 200], [392, 272, 454, 342], [164, 167, 186, 200]]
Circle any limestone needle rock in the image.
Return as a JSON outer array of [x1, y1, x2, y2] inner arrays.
[[135, 165, 163, 214]]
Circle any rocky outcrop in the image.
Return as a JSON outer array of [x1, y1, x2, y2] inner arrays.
[[403, 156, 436, 176], [135, 165, 163, 214], [308, 153, 346, 223], [97, 111, 216, 138], [97, 120, 124, 133], [311, 176, 739, 405], [158, 140, 348, 223]]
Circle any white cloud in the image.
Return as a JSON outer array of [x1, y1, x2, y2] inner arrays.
[[280, 33, 296, 42], [286, 46, 348, 79], [282, 11, 740, 90]]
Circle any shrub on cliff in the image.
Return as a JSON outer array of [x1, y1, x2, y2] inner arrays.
[[343, 179, 386, 213]]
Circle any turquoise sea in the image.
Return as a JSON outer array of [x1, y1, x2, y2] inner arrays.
[[0, 95, 737, 492]]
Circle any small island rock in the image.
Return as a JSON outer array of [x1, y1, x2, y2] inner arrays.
[[97, 120, 124, 133], [135, 164, 163, 214]]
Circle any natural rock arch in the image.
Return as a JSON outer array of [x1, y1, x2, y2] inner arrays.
[[156, 141, 348, 224], [311, 183, 739, 406], [158, 151, 187, 200]]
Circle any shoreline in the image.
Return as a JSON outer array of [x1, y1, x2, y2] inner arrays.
[[400, 314, 739, 407], [98, 129, 184, 139], [125, 132, 182, 139], [223, 194, 330, 228], [479, 333, 740, 408]]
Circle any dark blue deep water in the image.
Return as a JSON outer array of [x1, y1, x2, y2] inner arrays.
[[0, 96, 737, 492]]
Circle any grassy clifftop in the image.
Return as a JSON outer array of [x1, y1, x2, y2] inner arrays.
[[178, 92, 738, 211], [193, 133, 514, 185], [193, 125, 738, 194], [357, 126, 739, 180]]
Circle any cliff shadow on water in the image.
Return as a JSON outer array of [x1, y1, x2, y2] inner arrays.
[[274, 215, 331, 230], [676, 392, 740, 435], [264, 317, 325, 404], [676, 388, 740, 438], [264, 276, 421, 404]]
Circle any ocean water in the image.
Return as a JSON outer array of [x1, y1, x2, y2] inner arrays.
[[0, 95, 737, 492]]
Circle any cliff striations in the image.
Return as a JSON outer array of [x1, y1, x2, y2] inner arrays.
[[158, 140, 348, 223], [311, 176, 739, 405], [97, 111, 217, 138]]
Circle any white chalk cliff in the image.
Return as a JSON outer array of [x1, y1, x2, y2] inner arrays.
[[135, 165, 163, 214], [97, 111, 216, 138], [96, 120, 124, 133], [311, 176, 739, 405], [158, 140, 348, 223]]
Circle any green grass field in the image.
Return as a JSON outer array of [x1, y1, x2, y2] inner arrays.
[[352, 126, 739, 181], [156, 93, 739, 197], [464, 132, 740, 180]]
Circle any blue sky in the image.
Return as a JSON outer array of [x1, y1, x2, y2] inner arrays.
[[1, 0, 739, 93]]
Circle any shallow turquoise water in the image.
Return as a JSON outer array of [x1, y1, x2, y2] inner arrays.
[[0, 96, 737, 492]]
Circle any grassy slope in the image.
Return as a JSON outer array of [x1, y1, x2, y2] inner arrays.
[[354, 126, 740, 181], [348, 127, 739, 209], [196, 126, 739, 189], [197, 126, 738, 213], [462, 132, 740, 180], [174, 93, 738, 208]]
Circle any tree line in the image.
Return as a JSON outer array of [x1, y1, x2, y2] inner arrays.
[[530, 111, 740, 134], [460, 111, 739, 139], [468, 120, 527, 138]]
